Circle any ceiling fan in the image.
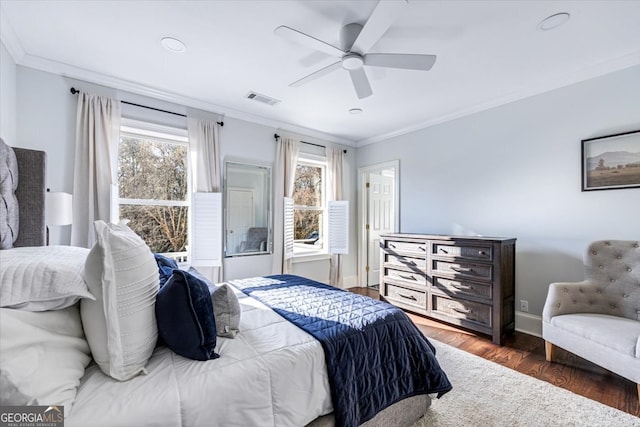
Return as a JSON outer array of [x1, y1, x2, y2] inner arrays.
[[275, 0, 436, 100]]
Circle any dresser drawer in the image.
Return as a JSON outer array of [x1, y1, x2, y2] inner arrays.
[[431, 260, 492, 282], [385, 240, 427, 256], [433, 277, 492, 300], [386, 268, 427, 285], [431, 295, 492, 327], [384, 253, 426, 272], [385, 284, 426, 309], [432, 242, 492, 261]]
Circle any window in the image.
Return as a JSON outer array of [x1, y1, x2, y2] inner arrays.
[[117, 119, 190, 262], [293, 156, 326, 255]]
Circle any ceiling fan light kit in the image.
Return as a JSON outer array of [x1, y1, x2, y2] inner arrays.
[[342, 54, 364, 71], [275, 0, 436, 100]]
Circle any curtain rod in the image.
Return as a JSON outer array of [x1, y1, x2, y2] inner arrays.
[[70, 87, 223, 126], [274, 133, 347, 154]]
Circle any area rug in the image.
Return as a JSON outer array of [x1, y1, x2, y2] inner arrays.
[[414, 339, 639, 427]]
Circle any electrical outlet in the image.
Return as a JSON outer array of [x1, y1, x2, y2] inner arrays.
[[519, 300, 529, 312]]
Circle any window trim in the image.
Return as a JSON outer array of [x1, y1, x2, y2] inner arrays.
[[118, 198, 188, 207], [291, 252, 331, 264], [120, 118, 188, 143]]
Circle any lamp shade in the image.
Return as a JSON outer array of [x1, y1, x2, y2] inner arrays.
[[45, 192, 73, 226]]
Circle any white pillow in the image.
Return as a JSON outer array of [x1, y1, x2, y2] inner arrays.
[[0, 306, 91, 416], [0, 246, 95, 311], [81, 221, 159, 381]]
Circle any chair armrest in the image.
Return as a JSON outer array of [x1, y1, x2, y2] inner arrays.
[[542, 280, 601, 322]]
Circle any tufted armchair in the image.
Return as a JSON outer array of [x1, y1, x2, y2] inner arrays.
[[239, 227, 268, 253], [542, 240, 640, 404]]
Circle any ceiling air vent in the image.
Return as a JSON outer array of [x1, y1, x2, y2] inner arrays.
[[246, 91, 281, 106]]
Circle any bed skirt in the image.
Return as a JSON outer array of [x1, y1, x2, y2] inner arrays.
[[307, 394, 431, 427]]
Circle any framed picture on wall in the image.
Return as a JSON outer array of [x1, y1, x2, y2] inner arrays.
[[581, 130, 640, 191]]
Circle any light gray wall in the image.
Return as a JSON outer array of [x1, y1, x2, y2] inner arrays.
[[357, 65, 640, 322], [0, 41, 17, 145], [14, 66, 357, 285], [16, 67, 78, 245]]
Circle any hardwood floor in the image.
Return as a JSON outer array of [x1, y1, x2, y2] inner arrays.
[[349, 287, 639, 417]]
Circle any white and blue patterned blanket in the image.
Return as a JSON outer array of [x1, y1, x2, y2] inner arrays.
[[230, 274, 452, 427]]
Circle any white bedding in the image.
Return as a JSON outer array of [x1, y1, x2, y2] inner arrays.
[[0, 246, 93, 311], [67, 285, 333, 427]]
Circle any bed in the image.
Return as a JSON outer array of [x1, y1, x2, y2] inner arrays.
[[0, 139, 452, 427]]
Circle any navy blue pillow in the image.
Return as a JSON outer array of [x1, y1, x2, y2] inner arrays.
[[154, 253, 179, 288], [155, 269, 219, 361]]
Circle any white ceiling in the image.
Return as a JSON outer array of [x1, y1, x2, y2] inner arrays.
[[2, 1, 640, 146]]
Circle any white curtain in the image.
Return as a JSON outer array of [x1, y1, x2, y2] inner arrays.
[[327, 147, 345, 286], [272, 137, 299, 275], [188, 118, 222, 282], [71, 92, 121, 248], [188, 118, 220, 193]]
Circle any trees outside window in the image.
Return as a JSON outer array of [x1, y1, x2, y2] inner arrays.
[[117, 121, 189, 261], [293, 158, 325, 254]]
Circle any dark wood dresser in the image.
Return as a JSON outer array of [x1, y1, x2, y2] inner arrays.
[[379, 233, 516, 345]]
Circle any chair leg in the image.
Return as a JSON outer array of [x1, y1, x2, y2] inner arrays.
[[545, 341, 555, 362]]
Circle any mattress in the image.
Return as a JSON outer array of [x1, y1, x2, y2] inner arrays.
[[66, 286, 333, 427]]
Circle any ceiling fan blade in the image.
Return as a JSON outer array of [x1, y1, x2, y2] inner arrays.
[[275, 26, 345, 57], [364, 53, 436, 70], [350, 0, 408, 54], [290, 61, 342, 87], [349, 68, 373, 99]]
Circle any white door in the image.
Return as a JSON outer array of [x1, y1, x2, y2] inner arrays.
[[367, 171, 395, 286], [227, 188, 255, 254]]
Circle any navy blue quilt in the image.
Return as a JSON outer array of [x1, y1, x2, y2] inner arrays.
[[230, 274, 452, 427]]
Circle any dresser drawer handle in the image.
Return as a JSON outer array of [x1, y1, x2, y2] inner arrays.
[[398, 273, 417, 281], [419, 246, 426, 251], [451, 266, 473, 273], [398, 293, 417, 301], [478, 250, 486, 255], [406, 260, 417, 266], [453, 283, 473, 291], [453, 307, 472, 314], [389, 243, 397, 249], [439, 248, 448, 254]]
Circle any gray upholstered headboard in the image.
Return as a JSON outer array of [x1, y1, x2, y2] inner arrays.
[[0, 139, 46, 248], [13, 147, 47, 247]]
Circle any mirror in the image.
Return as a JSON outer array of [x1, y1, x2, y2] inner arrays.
[[224, 161, 272, 257]]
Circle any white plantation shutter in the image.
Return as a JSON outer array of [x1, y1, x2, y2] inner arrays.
[[328, 200, 349, 254], [284, 197, 294, 260], [190, 192, 222, 267]]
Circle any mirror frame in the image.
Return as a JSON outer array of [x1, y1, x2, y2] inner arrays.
[[223, 160, 272, 257]]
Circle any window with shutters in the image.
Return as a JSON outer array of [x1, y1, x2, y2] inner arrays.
[[116, 119, 190, 262], [292, 156, 326, 255]]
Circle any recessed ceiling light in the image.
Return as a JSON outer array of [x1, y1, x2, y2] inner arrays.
[[538, 12, 570, 31], [161, 37, 186, 53], [349, 108, 363, 115]]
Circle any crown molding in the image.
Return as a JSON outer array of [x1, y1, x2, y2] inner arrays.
[[5, 21, 638, 150], [356, 51, 640, 147], [0, 7, 25, 63], [13, 52, 357, 147]]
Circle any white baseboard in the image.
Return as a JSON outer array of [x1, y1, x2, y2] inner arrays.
[[319, 275, 358, 289], [343, 275, 358, 289], [515, 311, 542, 338]]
